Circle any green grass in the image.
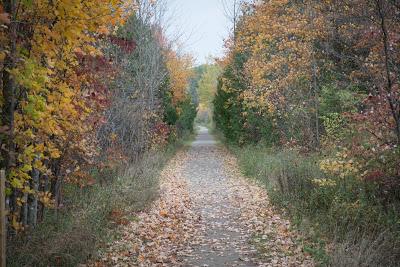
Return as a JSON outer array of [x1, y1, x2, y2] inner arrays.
[[229, 144, 400, 267], [8, 136, 192, 267]]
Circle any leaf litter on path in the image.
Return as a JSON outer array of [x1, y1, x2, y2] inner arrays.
[[88, 131, 314, 266], [88, 151, 198, 266]]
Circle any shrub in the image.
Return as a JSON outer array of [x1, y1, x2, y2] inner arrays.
[[8, 140, 185, 267], [231, 145, 400, 266]]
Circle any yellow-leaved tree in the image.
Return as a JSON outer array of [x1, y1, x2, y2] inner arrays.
[[0, 0, 134, 230], [165, 50, 194, 105]]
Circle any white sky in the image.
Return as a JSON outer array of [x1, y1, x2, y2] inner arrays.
[[165, 0, 234, 65]]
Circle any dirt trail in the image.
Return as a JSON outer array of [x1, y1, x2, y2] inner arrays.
[[93, 127, 314, 266], [180, 127, 258, 266]]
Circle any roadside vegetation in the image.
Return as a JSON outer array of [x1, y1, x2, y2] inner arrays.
[[8, 139, 191, 266], [1, 0, 197, 265], [231, 146, 399, 266], [214, 1, 400, 266]]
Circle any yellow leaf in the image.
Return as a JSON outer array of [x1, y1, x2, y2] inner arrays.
[[159, 210, 168, 217], [49, 149, 61, 159]]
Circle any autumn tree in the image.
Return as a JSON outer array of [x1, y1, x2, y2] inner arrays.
[[197, 62, 221, 124], [215, 0, 400, 196], [0, 0, 136, 232]]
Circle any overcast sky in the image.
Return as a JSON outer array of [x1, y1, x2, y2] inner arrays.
[[165, 0, 234, 65]]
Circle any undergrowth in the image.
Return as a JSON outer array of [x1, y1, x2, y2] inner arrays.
[[230, 145, 400, 267], [7, 135, 193, 267]]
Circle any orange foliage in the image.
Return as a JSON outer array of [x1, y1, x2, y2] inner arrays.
[[165, 51, 194, 105]]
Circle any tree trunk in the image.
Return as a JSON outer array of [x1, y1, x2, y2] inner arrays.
[[312, 53, 320, 148], [22, 192, 28, 226], [1, 0, 17, 172], [2, 0, 18, 229], [308, 3, 320, 149], [376, 0, 400, 145], [28, 166, 39, 227], [38, 173, 49, 223]]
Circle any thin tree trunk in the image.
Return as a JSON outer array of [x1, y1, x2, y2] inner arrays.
[[22, 192, 28, 226], [52, 164, 63, 209], [312, 52, 320, 148], [2, 0, 18, 227], [38, 173, 50, 223], [29, 166, 39, 227], [308, 3, 320, 149], [2, 0, 17, 171], [233, 0, 237, 43], [376, 0, 400, 144]]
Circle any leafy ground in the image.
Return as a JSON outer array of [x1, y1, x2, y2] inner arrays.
[[88, 128, 314, 266]]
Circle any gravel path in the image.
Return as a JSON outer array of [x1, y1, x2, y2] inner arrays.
[[180, 127, 258, 266], [92, 127, 314, 266]]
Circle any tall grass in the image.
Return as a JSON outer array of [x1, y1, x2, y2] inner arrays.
[[231, 145, 400, 266], [8, 138, 191, 267]]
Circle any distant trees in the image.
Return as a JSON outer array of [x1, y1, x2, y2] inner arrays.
[[197, 63, 222, 124], [198, 64, 221, 110]]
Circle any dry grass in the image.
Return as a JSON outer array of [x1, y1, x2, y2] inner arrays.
[[7, 139, 190, 267], [329, 230, 400, 267], [231, 145, 400, 266]]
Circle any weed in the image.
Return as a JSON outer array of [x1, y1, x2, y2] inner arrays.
[[8, 137, 191, 267], [231, 145, 400, 266]]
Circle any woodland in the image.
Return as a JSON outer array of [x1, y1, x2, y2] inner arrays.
[[213, 0, 400, 265], [1, 0, 196, 265], [0, 0, 399, 266]]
